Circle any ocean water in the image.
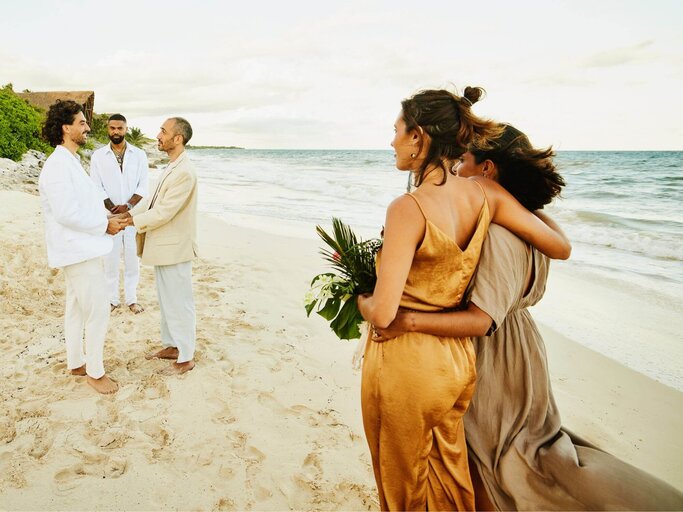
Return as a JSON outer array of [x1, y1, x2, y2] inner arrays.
[[549, 151, 683, 300], [186, 148, 683, 386], [191, 148, 682, 294]]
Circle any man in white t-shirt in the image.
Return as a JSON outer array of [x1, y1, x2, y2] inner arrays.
[[90, 114, 149, 314], [39, 100, 125, 394]]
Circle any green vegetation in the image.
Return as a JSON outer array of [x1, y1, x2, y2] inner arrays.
[[89, 113, 111, 143], [126, 126, 153, 146], [0, 83, 51, 160]]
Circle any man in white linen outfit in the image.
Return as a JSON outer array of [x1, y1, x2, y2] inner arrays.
[[39, 100, 125, 394], [90, 113, 149, 314]]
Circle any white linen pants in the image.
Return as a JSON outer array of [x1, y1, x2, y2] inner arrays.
[[155, 261, 195, 363], [105, 225, 140, 306], [62, 257, 109, 379]]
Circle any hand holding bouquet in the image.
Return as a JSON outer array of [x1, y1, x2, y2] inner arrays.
[[304, 218, 382, 340]]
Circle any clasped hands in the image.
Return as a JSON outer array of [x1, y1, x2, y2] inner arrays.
[[106, 212, 134, 235], [357, 292, 410, 343]]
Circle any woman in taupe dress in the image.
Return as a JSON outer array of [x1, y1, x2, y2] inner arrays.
[[373, 125, 683, 510]]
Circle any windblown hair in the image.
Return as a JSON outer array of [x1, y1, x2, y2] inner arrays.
[[469, 124, 565, 210], [108, 113, 127, 123], [401, 87, 502, 186], [170, 117, 193, 144], [42, 100, 83, 147]]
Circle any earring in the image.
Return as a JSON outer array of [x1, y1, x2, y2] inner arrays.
[[410, 153, 417, 158]]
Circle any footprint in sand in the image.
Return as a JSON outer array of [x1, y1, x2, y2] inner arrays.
[[215, 497, 238, 511], [287, 443, 376, 510], [141, 421, 174, 462], [134, 373, 170, 400], [28, 422, 54, 460], [0, 417, 17, 444], [233, 435, 270, 506], [53, 456, 128, 493], [51, 361, 67, 374], [95, 428, 130, 449], [208, 397, 237, 425], [54, 464, 87, 493]]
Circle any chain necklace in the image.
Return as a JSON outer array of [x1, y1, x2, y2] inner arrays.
[[112, 142, 126, 171]]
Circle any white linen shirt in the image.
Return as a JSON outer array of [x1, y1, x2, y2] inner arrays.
[[39, 145, 113, 268], [90, 143, 149, 205]]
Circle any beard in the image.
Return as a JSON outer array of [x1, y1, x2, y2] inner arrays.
[[109, 134, 125, 144], [76, 132, 89, 146]]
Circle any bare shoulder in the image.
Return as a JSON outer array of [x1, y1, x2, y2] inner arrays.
[[468, 175, 505, 196], [384, 194, 425, 242], [385, 194, 425, 234], [387, 193, 421, 217]]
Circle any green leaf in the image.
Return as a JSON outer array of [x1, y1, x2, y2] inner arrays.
[[317, 298, 341, 321], [330, 298, 363, 340], [304, 299, 318, 317]]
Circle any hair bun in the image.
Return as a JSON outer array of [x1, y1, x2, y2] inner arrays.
[[463, 86, 485, 106]]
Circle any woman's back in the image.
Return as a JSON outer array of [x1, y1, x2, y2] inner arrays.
[[397, 178, 490, 312], [410, 176, 486, 251]]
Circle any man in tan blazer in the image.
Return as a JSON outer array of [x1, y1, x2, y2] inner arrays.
[[119, 117, 197, 374]]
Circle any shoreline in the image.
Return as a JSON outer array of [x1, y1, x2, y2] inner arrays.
[[200, 203, 683, 392], [0, 182, 681, 506]]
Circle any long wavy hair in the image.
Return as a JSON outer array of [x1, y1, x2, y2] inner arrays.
[[401, 87, 502, 187], [469, 124, 565, 210]]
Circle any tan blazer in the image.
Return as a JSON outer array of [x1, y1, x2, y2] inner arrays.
[[132, 151, 198, 266]]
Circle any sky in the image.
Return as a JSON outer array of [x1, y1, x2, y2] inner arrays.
[[1, 0, 682, 149]]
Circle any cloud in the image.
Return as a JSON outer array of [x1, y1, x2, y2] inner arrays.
[[581, 40, 655, 68]]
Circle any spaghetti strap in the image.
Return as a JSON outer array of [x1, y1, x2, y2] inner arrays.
[[405, 193, 428, 219], [471, 179, 488, 207]]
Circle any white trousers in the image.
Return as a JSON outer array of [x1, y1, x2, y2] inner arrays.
[[104, 225, 140, 306], [155, 261, 195, 363], [63, 257, 109, 379]]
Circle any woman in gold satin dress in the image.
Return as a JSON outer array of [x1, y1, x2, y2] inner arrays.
[[357, 89, 572, 511], [372, 125, 683, 511]]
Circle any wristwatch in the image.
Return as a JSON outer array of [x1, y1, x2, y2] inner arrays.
[[125, 202, 133, 210]]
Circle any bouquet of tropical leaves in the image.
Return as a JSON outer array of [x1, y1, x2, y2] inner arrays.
[[304, 218, 382, 340]]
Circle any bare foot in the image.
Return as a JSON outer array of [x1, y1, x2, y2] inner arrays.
[[128, 303, 144, 314], [145, 347, 179, 360], [86, 374, 118, 394], [160, 360, 195, 375], [110, 304, 120, 312], [70, 365, 86, 376]]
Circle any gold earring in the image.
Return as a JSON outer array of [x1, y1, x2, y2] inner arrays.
[[410, 153, 417, 158]]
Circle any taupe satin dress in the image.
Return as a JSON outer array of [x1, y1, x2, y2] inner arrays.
[[465, 224, 683, 510]]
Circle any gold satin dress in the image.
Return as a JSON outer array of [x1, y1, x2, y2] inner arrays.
[[361, 191, 490, 511]]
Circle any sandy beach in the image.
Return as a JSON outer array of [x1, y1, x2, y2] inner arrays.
[[0, 187, 681, 510]]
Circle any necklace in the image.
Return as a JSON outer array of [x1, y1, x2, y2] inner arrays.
[[112, 143, 126, 170]]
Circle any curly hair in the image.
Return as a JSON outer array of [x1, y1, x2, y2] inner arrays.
[[42, 100, 83, 147], [469, 124, 565, 211], [401, 87, 503, 187]]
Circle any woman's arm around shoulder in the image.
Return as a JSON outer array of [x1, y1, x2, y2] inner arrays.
[[473, 176, 571, 260]]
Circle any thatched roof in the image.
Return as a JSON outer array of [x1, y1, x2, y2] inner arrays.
[[17, 91, 95, 124]]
